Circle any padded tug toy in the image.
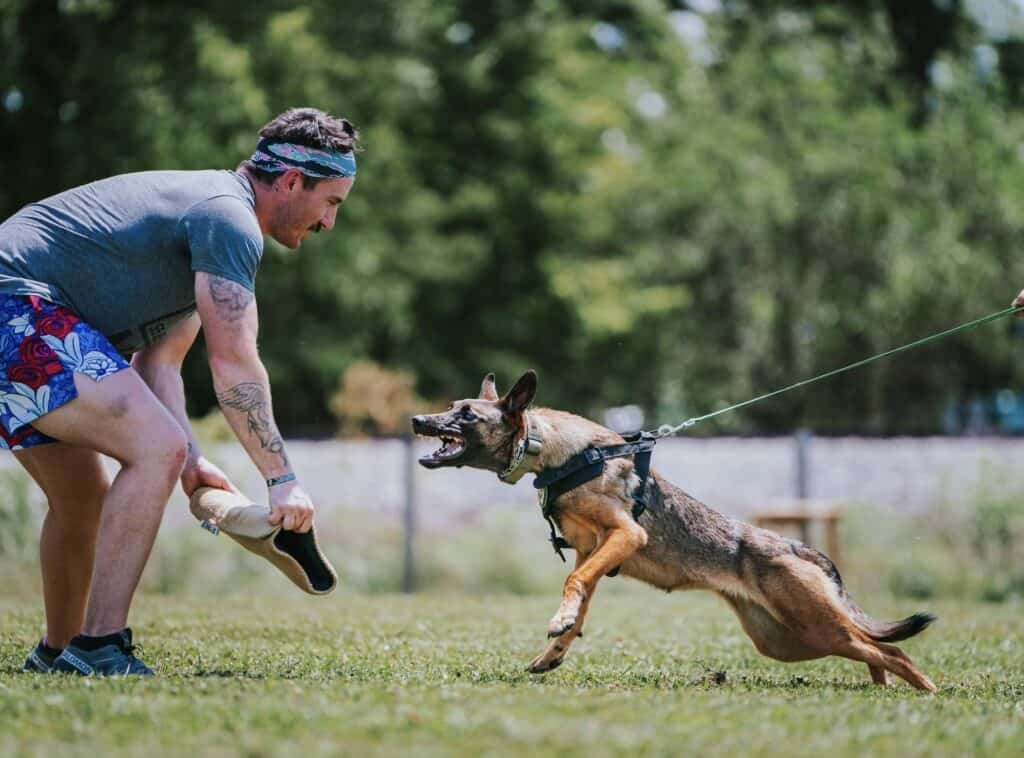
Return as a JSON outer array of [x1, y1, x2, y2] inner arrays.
[[188, 486, 337, 595]]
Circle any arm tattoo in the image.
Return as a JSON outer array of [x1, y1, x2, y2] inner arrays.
[[215, 382, 289, 467], [208, 276, 254, 323]]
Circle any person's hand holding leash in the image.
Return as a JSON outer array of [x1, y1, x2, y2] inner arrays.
[[268, 477, 315, 533]]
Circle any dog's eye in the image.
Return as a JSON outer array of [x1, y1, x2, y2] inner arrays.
[[459, 407, 477, 421]]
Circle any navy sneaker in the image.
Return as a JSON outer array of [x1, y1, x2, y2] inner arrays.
[[23, 640, 62, 673], [52, 628, 154, 677]]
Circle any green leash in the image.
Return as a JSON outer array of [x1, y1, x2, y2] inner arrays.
[[651, 305, 1024, 438]]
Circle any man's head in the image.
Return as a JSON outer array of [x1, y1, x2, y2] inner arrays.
[[240, 107, 360, 249]]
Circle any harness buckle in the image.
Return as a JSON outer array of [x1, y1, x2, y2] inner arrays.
[[539, 488, 569, 561], [550, 534, 570, 562]]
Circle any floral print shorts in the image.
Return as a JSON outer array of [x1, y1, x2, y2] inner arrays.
[[0, 295, 129, 450]]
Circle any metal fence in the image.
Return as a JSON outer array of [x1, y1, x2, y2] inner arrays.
[[6, 433, 1024, 591]]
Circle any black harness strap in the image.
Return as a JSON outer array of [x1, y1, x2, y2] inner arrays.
[[533, 432, 657, 564]]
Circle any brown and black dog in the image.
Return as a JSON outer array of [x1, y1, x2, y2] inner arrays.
[[412, 370, 937, 691]]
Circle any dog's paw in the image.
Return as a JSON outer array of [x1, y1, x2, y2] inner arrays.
[[547, 613, 576, 638], [527, 652, 564, 674]]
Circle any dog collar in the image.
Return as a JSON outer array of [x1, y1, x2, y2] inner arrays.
[[498, 412, 543, 484]]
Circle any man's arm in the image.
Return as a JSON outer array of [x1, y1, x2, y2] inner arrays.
[[131, 313, 238, 497], [194, 271, 314, 533]]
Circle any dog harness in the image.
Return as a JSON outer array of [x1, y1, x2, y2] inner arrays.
[[533, 431, 658, 568]]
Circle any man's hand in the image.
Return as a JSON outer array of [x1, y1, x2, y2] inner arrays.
[[269, 479, 315, 533], [1014, 289, 1024, 316], [181, 455, 241, 498]]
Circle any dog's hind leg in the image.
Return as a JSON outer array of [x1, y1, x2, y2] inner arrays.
[[869, 665, 889, 685], [721, 594, 828, 662], [722, 594, 913, 690], [752, 555, 936, 691], [835, 638, 936, 692]]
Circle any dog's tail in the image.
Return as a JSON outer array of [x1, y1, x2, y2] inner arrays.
[[855, 612, 937, 642], [788, 540, 937, 642]]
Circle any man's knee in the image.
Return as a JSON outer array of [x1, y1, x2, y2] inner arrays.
[[131, 422, 188, 483], [154, 426, 189, 479]]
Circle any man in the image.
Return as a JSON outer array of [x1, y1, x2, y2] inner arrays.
[[0, 107, 358, 676]]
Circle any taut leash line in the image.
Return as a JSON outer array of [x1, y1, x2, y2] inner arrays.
[[651, 305, 1024, 438]]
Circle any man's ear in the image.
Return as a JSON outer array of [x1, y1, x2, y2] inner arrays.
[[276, 168, 303, 193], [479, 373, 499, 401], [501, 370, 537, 415]]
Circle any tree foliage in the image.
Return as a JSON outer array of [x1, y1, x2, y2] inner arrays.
[[3, 0, 1024, 434]]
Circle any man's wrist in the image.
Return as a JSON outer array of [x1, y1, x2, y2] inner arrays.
[[266, 472, 297, 488]]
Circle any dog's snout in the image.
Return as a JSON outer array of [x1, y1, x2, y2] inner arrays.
[[411, 415, 429, 432]]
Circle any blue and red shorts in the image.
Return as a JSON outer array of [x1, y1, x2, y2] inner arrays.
[[0, 295, 129, 451]]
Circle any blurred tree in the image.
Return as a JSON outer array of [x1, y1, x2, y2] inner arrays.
[[329, 360, 422, 437], [3, 0, 1024, 436]]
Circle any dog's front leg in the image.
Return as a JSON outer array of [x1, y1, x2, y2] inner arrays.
[[528, 552, 595, 673], [546, 521, 647, 639], [528, 522, 646, 674]]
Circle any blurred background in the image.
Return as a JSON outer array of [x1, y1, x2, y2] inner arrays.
[[2, 0, 1024, 604]]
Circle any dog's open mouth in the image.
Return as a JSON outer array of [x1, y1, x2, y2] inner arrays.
[[418, 433, 466, 468]]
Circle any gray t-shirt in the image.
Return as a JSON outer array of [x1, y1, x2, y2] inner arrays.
[[0, 169, 262, 356]]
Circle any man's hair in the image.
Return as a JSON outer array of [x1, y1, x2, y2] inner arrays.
[[240, 107, 361, 188]]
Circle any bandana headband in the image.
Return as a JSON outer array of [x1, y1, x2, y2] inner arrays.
[[250, 138, 357, 179]]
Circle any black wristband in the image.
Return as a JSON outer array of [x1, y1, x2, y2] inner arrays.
[[266, 473, 297, 488]]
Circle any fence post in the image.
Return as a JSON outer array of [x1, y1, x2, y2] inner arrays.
[[402, 434, 417, 593], [794, 429, 812, 545], [794, 428, 812, 500]]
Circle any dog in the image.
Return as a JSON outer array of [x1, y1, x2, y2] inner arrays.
[[412, 370, 937, 691]]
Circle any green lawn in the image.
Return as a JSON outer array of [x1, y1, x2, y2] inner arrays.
[[0, 591, 1021, 757]]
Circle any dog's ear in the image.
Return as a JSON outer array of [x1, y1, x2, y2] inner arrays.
[[501, 370, 537, 415], [478, 372, 499, 401]]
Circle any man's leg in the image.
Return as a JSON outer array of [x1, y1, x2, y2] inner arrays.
[[29, 369, 188, 636], [15, 443, 109, 648]]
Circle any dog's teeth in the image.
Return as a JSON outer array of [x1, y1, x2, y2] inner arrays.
[[430, 434, 464, 461]]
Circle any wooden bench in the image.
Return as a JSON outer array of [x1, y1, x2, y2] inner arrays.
[[752, 500, 844, 567]]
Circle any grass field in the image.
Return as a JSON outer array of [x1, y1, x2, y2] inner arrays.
[[1, 590, 1021, 757]]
